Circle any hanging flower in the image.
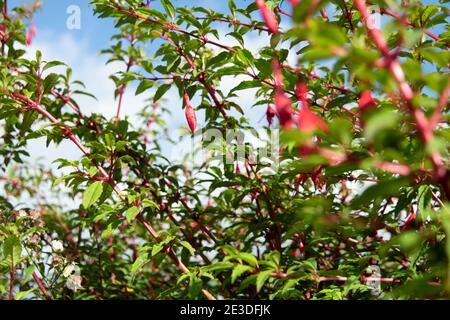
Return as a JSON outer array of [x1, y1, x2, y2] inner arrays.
[[183, 92, 197, 133], [266, 105, 276, 126], [358, 90, 376, 113], [255, 0, 279, 34], [274, 89, 294, 129], [298, 105, 328, 133], [26, 22, 37, 46]]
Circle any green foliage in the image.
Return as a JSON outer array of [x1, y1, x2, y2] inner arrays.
[[0, 0, 449, 300]]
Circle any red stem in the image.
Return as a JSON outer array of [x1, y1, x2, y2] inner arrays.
[[32, 271, 50, 300], [354, 0, 446, 190], [380, 8, 447, 46], [112, 4, 236, 53], [116, 57, 133, 119]]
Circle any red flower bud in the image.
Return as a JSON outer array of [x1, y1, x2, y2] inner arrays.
[[272, 59, 284, 88], [358, 90, 377, 113], [274, 89, 294, 129], [295, 82, 309, 107], [298, 240, 305, 256], [266, 105, 276, 126], [296, 82, 328, 133], [235, 163, 241, 175], [183, 92, 197, 133], [256, 0, 279, 34], [298, 105, 328, 133]]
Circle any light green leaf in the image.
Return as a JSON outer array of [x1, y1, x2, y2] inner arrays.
[[125, 206, 141, 223], [15, 289, 37, 300], [82, 181, 104, 209], [231, 265, 253, 284], [131, 254, 150, 281], [256, 270, 272, 292], [179, 240, 195, 256]]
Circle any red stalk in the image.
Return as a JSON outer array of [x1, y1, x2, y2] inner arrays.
[[32, 272, 50, 300]]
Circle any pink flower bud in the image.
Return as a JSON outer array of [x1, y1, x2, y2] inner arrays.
[[26, 22, 37, 45], [256, 0, 279, 34], [358, 90, 376, 113], [274, 89, 294, 129], [183, 92, 197, 133]]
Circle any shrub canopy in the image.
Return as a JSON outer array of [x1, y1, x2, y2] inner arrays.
[[0, 0, 449, 300]]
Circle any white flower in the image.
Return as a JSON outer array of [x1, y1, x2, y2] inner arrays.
[[62, 263, 76, 277], [66, 275, 83, 292], [51, 240, 64, 252]]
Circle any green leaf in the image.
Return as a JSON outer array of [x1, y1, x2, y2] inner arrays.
[[229, 80, 260, 94], [82, 181, 104, 209], [418, 185, 432, 214], [188, 273, 203, 298], [237, 252, 258, 267], [42, 73, 60, 94], [365, 109, 401, 140], [135, 80, 154, 95], [4, 236, 22, 264], [15, 289, 37, 300], [153, 84, 171, 102], [131, 254, 150, 281], [179, 240, 195, 256], [125, 206, 141, 223], [161, 0, 176, 19], [256, 270, 271, 292], [231, 265, 253, 284], [151, 243, 164, 257], [42, 61, 66, 72], [352, 178, 410, 208]]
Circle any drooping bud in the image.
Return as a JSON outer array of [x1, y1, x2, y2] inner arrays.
[[266, 105, 276, 126], [256, 0, 279, 34], [358, 90, 377, 113], [26, 22, 37, 46], [272, 59, 284, 88], [183, 92, 197, 133], [296, 82, 328, 133], [298, 240, 305, 256], [298, 105, 328, 133], [235, 163, 241, 175], [272, 58, 294, 129], [295, 82, 309, 107], [274, 89, 294, 129]]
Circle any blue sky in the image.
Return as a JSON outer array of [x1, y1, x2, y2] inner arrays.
[[20, 0, 277, 163], [27, 0, 257, 52]]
